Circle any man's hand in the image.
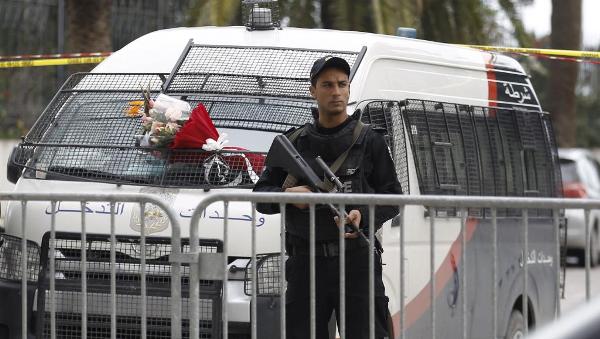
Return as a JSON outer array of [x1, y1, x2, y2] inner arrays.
[[284, 185, 312, 209], [334, 209, 361, 239]]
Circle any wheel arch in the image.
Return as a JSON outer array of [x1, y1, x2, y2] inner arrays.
[[511, 295, 536, 330]]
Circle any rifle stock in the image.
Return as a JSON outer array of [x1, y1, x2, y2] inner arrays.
[[265, 135, 326, 191]]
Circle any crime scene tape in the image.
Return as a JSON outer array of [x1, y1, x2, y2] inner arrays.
[[0, 52, 111, 69], [1, 46, 599, 68], [465, 45, 600, 64]]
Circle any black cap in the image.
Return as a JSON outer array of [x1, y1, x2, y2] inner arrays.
[[309, 56, 350, 83]]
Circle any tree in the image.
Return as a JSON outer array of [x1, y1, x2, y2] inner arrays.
[[364, 0, 417, 35], [547, 0, 582, 147], [279, 0, 529, 46], [211, 0, 240, 26], [417, 0, 530, 45], [65, 0, 112, 53], [188, 0, 241, 27], [286, 0, 317, 28], [497, 0, 533, 46], [65, 0, 112, 72]]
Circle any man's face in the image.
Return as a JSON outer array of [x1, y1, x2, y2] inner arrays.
[[309, 68, 350, 117]]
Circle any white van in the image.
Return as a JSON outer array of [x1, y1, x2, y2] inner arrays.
[[1, 14, 561, 339]]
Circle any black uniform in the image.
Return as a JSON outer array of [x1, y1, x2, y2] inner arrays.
[[254, 113, 402, 339]]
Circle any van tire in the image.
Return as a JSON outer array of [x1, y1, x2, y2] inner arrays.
[[579, 228, 600, 267], [505, 309, 525, 339]]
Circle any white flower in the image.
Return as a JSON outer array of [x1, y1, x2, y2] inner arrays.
[[165, 107, 182, 121], [151, 121, 165, 134], [165, 122, 180, 133], [148, 108, 160, 118]]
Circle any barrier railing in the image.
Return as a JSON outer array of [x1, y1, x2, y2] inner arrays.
[[183, 192, 578, 339], [3, 192, 600, 338], [0, 192, 184, 339]]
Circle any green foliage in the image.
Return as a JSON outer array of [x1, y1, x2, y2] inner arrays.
[[417, 0, 531, 45], [281, 0, 530, 45], [187, 0, 240, 26], [497, 0, 533, 46], [281, 0, 317, 28], [383, 0, 418, 34]]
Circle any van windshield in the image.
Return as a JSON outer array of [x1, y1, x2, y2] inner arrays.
[[16, 45, 365, 188], [15, 74, 310, 188]]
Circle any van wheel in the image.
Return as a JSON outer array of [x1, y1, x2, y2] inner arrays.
[[505, 309, 525, 339], [576, 228, 599, 267]]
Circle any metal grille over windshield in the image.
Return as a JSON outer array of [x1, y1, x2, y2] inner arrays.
[[15, 73, 271, 188], [16, 42, 365, 188], [185, 95, 313, 133], [163, 42, 363, 100]]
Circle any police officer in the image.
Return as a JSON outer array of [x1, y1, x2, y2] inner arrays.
[[253, 56, 401, 339]]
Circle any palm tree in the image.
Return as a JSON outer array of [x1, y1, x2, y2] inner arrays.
[[547, 0, 582, 147], [66, 0, 112, 53], [65, 0, 112, 72], [187, 0, 532, 46], [281, 0, 529, 46], [380, 0, 420, 35], [210, 0, 240, 26], [188, 0, 240, 27], [415, 0, 522, 45], [282, 0, 317, 28], [497, 0, 533, 46]]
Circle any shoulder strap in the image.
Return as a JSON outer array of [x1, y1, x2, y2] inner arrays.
[[281, 121, 367, 191], [330, 121, 366, 174], [320, 121, 367, 192], [286, 125, 305, 143]]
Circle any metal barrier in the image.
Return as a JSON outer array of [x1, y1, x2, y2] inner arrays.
[[3, 191, 600, 338], [182, 192, 598, 339], [0, 192, 186, 339]]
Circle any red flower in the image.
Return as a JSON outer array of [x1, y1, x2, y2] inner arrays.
[[167, 103, 265, 176], [170, 103, 219, 149]]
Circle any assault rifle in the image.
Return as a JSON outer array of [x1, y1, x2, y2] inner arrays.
[[265, 135, 369, 245]]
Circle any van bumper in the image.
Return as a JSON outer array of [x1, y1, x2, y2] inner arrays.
[[0, 282, 277, 339], [0, 279, 36, 339]]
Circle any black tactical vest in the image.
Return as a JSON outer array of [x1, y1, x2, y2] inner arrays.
[[285, 118, 374, 241]]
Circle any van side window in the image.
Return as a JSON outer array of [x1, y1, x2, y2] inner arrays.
[[402, 99, 559, 218], [360, 101, 409, 194]]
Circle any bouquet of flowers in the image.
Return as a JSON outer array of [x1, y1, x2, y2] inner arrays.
[[128, 89, 266, 184], [137, 93, 192, 148]]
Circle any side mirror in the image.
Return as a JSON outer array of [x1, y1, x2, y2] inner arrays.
[[7, 146, 25, 184]]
